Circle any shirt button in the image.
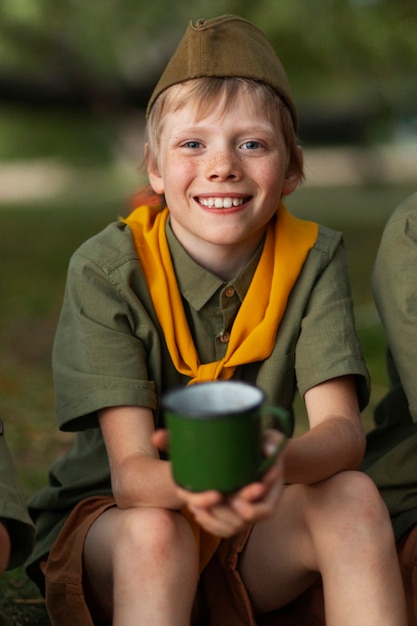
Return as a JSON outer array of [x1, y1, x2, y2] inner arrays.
[[225, 287, 235, 298], [219, 331, 230, 343]]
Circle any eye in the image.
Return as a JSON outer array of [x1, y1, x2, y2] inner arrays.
[[240, 140, 261, 150], [181, 140, 203, 149]]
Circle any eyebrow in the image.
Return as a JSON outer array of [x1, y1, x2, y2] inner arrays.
[[171, 122, 276, 137]]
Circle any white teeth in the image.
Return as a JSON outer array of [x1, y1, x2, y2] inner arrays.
[[199, 197, 245, 208]]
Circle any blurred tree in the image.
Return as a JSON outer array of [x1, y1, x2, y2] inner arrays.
[[0, 0, 416, 103], [0, 0, 239, 108], [249, 0, 417, 95], [0, 0, 415, 145]]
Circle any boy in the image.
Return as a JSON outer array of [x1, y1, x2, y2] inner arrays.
[[26, 15, 406, 625], [363, 191, 417, 624]]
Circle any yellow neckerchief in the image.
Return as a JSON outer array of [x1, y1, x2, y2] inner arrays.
[[124, 201, 318, 385]]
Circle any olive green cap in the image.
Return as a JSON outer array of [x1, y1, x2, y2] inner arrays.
[[146, 14, 297, 130]]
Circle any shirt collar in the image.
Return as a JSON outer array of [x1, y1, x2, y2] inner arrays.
[[166, 219, 263, 311]]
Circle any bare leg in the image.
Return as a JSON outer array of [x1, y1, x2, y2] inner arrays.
[[239, 471, 406, 626], [83, 506, 199, 626]]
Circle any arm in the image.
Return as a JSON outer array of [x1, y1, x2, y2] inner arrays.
[[99, 406, 181, 510], [99, 405, 222, 511], [284, 375, 366, 485]]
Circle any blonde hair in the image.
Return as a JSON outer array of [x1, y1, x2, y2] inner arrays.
[[145, 77, 304, 183]]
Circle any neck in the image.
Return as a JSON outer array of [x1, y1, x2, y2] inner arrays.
[[170, 225, 266, 282], [188, 239, 262, 281]]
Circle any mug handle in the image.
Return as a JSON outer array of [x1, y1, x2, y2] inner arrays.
[[257, 405, 293, 477]]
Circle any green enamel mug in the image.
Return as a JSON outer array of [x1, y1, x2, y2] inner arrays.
[[162, 380, 293, 494]]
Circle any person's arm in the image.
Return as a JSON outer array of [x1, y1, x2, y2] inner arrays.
[[372, 198, 417, 420], [283, 374, 366, 485], [99, 405, 222, 511], [99, 406, 179, 510]]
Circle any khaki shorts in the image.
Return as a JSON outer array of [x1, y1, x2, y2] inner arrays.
[[40, 496, 258, 626], [42, 496, 116, 626], [41, 495, 325, 626], [398, 524, 417, 626], [204, 537, 324, 626]]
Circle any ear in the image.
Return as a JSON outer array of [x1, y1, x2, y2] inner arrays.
[[281, 169, 299, 197], [282, 146, 303, 197], [145, 143, 165, 195], [148, 169, 165, 196]]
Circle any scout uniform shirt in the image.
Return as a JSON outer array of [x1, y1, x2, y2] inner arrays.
[[26, 211, 369, 582], [362, 192, 417, 541], [0, 422, 34, 570]]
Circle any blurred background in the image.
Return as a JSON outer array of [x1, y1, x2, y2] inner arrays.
[[0, 0, 416, 620], [0, 0, 417, 507]]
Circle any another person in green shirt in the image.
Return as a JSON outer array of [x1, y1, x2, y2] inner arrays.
[[0, 419, 34, 625], [363, 191, 417, 624], [0, 421, 34, 573], [26, 14, 406, 626]]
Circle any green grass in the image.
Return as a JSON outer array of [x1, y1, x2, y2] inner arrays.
[[0, 180, 416, 623], [0, 194, 125, 624], [0, 195, 125, 494], [0, 570, 50, 625]]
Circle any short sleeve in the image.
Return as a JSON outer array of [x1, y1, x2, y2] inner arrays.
[[372, 193, 417, 421], [53, 229, 159, 431], [296, 233, 370, 409]]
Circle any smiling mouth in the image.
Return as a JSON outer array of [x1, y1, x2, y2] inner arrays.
[[197, 196, 249, 209]]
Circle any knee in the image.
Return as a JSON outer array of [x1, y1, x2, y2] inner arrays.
[[116, 507, 196, 565], [334, 470, 389, 525], [309, 471, 393, 545]]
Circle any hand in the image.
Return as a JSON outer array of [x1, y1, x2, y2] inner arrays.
[[187, 431, 285, 537], [152, 428, 285, 537], [151, 428, 169, 454]]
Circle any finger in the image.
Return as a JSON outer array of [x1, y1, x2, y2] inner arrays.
[[151, 428, 169, 452], [177, 486, 224, 509], [230, 458, 284, 505], [190, 503, 250, 538], [232, 474, 284, 522], [263, 429, 286, 458], [233, 481, 268, 503], [262, 456, 284, 487]]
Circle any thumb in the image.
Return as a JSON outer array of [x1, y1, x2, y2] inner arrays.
[[151, 428, 169, 453]]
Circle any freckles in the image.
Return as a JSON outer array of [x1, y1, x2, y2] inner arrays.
[[180, 155, 198, 170], [167, 156, 193, 177]]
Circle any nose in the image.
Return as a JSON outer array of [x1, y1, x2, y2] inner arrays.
[[206, 146, 241, 181]]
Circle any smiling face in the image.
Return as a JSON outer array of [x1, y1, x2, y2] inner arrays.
[[147, 80, 301, 278]]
